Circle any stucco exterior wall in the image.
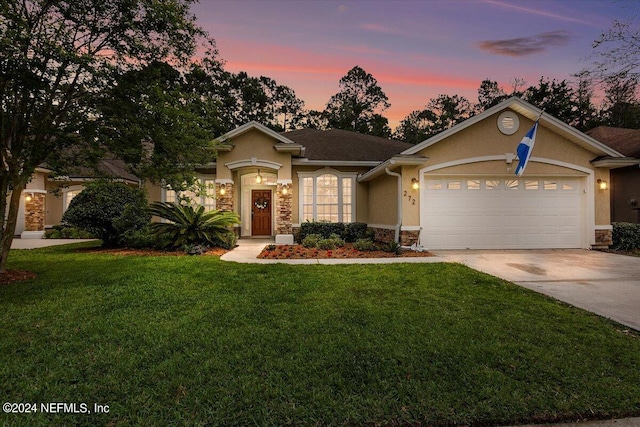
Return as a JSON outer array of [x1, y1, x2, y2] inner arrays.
[[216, 129, 291, 180], [367, 173, 398, 226], [401, 165, 421, 227]]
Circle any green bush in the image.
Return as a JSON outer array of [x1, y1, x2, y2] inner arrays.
[[384, 241, 402, 256], [149, 202, 239, 249], [353, 238, 376, 251], [343, 222, 370, 242], [44, 225, 96, 239], [328, 233, 345, 247], [612, 222, 640, 251], [299, 221, 369, 242], [62, 181, 150, 247], [317, 238, 337, 250], [302, 234, 322, 248]]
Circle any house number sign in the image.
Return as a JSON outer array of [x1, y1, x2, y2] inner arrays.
[[403, 190, 416, 205]]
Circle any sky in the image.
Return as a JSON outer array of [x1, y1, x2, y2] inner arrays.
[[191, 0, 639, 129]]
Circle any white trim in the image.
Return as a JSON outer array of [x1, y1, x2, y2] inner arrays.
[[367, 224, 396, 230], [275, 234, 294, 245], [297, 168, 358, 223], [61, 185, 85, 213], [22, 189, 47, 194], [215, 178, 234, 185], [276, 179, 293, 185], [21, 230, 45, 239], [402, 97, 625, 158], [595, 224, 613, 230], [292, 159, 381, 167], [401, 225, 422, 231], [225, 158, 283, 171], [216, 121, 298, 145], [421, 155, 593, 175]]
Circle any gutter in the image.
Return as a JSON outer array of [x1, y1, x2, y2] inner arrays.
[[384, 167, 402, 244]]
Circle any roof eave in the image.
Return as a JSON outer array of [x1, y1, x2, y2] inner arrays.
[[216, 121, 298, 145], [358, 155, 429, 182], [591, 157, 640, 169]]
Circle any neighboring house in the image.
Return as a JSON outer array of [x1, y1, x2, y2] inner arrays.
[[586, 126, 640, 224], [17, 158, 139, 239], [18, 97, 640, 249]]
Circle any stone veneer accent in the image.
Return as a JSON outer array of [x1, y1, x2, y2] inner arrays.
[[215, 183, 234, 212], [24, 192, 45, 232], [372, 227, 395, 244], [400, 230, 420, 246], [275, 184, 292, 235], [594, 229, 613, 247]]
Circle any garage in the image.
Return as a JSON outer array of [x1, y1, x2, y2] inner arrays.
[[420, 176, 586, 249]]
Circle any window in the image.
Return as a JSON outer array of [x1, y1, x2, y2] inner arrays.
[[506, 179, 519, 190], [163, 178, 216, 211], [447, 181, 461, 190], [299, 170, 356, 223], [525, 180, 539, 190], [63, 188, 83, 212], [486, 180, 500, 190], [467, 180, 480, 190], [543, 180, 557, 190]]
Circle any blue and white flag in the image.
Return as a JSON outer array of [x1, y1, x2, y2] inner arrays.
[[515, 121, 539, 177]]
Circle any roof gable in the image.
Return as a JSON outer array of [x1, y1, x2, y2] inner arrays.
[[402, 97, 625, 158], [216, 121, 297, 145]]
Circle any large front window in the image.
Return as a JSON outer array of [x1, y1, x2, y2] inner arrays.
[[164, 178, 216, 211], [299, 170, 356, 222]]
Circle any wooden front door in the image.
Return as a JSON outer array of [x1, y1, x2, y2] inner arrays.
[[251, 190, 272, 236]]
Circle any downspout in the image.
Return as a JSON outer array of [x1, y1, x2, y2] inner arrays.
[[384, 167, 402, 244]]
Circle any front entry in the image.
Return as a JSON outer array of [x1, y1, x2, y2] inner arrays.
[[251, 189, 272, 236]]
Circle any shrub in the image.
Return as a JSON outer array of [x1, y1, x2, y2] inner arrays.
[[328, 233, 345, 247], [343, 222, 370, 242], [44, 225, 96, 239], [353, 238, 376, 251], [317, 238, 337, 250], [62, 181, 150, 247], [302, 234, 322, 248], [299, 221, 345, 240], [612, 222, 640, 251], [384, 241, 402, 256], [149, 202, 239, 249]]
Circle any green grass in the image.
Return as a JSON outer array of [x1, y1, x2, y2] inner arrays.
[[1, 242, 639, 426]]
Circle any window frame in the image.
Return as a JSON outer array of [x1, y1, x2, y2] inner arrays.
[[298, 169, 357, 223], [162, 177, 217, 211]]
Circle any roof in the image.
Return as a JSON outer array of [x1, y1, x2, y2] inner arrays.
[[401, 97, 625, 158], [586, 126, 640, 158], [216, 121, 298, 145], [281, 128, 413, 162]]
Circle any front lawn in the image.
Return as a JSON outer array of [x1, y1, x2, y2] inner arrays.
[[1, 242, 639, 426]]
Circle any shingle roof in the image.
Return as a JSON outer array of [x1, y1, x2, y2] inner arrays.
[[281, 128, 413, 162], [586, 126, 640, 158]]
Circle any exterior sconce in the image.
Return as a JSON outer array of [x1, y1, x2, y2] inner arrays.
[[597, 179, 607, 190], [411, 178, 419, 190], [280, 183, 291, 195], [256, 169, 262, 184], [282, 186, 288, 195], [219, 184, 226, 195], [25, 193, 33, 202]]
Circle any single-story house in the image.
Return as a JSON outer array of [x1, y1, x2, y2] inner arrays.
[[586, 126, 640, 224], [18, 97, 640, 249]]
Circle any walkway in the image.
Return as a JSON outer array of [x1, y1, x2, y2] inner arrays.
[[11, 238, 97, 249]]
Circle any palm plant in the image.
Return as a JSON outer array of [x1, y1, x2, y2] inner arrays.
[[149, 202, 240, 249]]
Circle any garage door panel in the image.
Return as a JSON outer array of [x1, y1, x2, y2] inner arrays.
[[422, 176, 584, 249]]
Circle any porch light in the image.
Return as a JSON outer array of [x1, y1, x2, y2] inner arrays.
[[597, 179, 607, 190], [25, 193, 33, 202], [219, 184, 226, 195], [411, 178, 420, 190], [281, 186, 288, 195], [256, 169, 262, 184]]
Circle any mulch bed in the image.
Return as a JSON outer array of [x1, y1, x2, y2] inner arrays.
[[257, 243, 434, 259], [0, 270, 38, 285]]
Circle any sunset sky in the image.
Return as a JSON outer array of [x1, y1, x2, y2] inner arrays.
[[191, 0, 639, 129]]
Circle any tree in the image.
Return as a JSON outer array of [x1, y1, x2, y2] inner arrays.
[[324, 66, 391, 136], [599, 71, 640, 128], [571, 70, 599, 131], [592, 19, 640, 80], [0, 0, 206, 273], [523, 77, 577, 124], [477, 79, 508, 111], [63, 181, 150, 247], [394, 95, 472, 143]]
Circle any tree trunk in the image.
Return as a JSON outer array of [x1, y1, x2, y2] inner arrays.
[[0, 181, 26, 274]]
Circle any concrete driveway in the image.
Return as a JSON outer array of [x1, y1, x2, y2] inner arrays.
[[435, 249, 640, 331]]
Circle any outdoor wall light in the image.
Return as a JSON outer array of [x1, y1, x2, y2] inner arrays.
[[256, 169, 262, 184], [597, 179, 608, 190], [219, 184, 226, 195], [25, 193, 33, 202], [411, 178, 420, 190]]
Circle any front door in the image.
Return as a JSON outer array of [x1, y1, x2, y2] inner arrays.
[[251, 189, 272, 236]]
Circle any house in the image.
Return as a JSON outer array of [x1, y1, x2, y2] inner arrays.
[[18, 97, 640, 249], [586, 126, 640, 224]]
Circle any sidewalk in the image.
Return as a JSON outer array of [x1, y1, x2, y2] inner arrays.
[[11, 238, 97, 249], [220, 238, 444, 264]]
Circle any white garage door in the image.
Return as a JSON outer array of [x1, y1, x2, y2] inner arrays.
[[421, 177, 585, 249]]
